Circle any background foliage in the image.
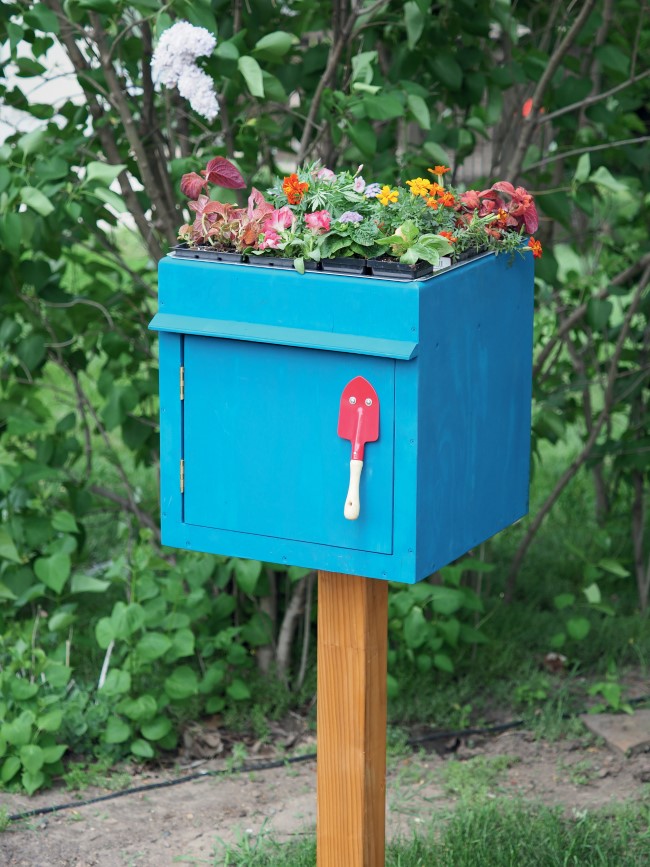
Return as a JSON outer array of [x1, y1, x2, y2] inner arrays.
[[0, 0, 648, 793]]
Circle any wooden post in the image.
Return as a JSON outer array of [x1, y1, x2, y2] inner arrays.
[[317, 570, 388, 867]]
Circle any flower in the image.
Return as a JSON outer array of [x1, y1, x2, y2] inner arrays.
[[491, 181, 539, 234], [177, 66, 220, 121], [263, 206, 295, 232], [338, 211, 364, 223], [528, 237, 543, 258], [439, 231, 457, 243], [429, 165, 450, 176], [151, 21, 219, 121], [353, 176, 366, 193], [406, 178, 433, 198], [283, 173, 309, 205], [259, 230, 282, 250], [439, 192, 456, 207], [316, 167, 336, 181], [305, 210, 331, 233], [425, 197, 440, 210], [377, 185, 399, 206], [364, 183, 382, 198]]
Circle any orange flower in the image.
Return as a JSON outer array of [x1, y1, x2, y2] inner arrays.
[[439, 231, 457, 243], [428, 182, 443, 196], [425, 197, 440, 210], [528, 236, 543, 259], [439, 192, 455, 207], [428, 165, 450, 177], [283, 173, 309, 205]]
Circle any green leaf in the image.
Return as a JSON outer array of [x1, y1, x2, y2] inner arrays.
[[583, 583, 601, 605], [18, 129, 48, 156], [431, 51, 463, 90], [0, 528, 21, 563], [429, 586, 464, 615], [169, 628, 195, 659], [20, 744, 44, 775], [141, 717, 172, 741], [253, 31, 295, 59], [404, 1, 425, 48], [100, 668, 131, 696], [226, 678, 251, 701], [404, 605, 427, 649], [41, 744, 66, 764], [215, 40, 239, 60], [37, 710, 63, 733], [238, 56, 264, 98], [34, 552, 71, 594], [104, 716, 132, 744], [566, 617, 591, 641], [52, 510, 79, 533], [433, 653, 454, 673], [135, 632, 172, 663], [3, 712, 34, 746], [44, 662, 71, 689], [1, 756, 21, 783], [233, 558, 262, 594], [589, 166, 628, 195], [117, 694, 158, 722], [11, 679, 39, 700], [362, 93, 404, 120], [407, 93, 430, 130], [586, 298, 613, 330], [573, 153, 590, 184], [598, 558, 630, 578], [347, 119, 376, 156], [85, 161, 126, 186], [423, 140, 451, 167], [164, 666, 199, 700], [20, 186, 55, 217], [553, 593, 575, 610], [22, 769, 45, 795], [95, 617, 115, 649], [71, 573, 110, 593], [130, 738, 155, 758]]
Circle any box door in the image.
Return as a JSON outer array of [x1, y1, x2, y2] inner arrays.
[[183, 336, 394, 554]]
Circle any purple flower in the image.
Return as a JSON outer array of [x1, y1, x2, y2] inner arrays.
[[353, 176, 366, 193], [364, 183, 382, 198], [338, 211, 363, 223]]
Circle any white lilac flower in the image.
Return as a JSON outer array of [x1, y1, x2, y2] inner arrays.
[[353, 176, 366, 193], [338, 211, 363, 223], [364, 183, 382, 198], [178, 66, 220, 122], [151, 21, 219, 121]]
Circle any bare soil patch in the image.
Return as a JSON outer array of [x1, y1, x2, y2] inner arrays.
[[2, 721, 649, 867]]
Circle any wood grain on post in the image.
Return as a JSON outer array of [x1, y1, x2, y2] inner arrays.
[[317, 570, 388, 867]]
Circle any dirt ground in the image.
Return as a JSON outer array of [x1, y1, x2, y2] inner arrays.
[[2, 720, 649, 867]]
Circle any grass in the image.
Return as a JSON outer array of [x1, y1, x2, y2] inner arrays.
[[210, 800, 650, 866]]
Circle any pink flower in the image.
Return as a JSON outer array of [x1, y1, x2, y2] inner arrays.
[[491, 181, 539, 234], [353, 176, 366, 193], [305, 210, 331, 233], [263, 206, 295, 233], [316, 167, 336, 181], [259, 230, 282, 250]]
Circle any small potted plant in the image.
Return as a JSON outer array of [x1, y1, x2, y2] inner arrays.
[[176, 158, 542, 278]]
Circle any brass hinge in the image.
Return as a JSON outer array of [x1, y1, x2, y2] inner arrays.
[[180, 366, 185, 400], [180, 459, 185, 493]]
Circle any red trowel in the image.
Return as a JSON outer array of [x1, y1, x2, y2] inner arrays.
[[337, 376, 380, 520]]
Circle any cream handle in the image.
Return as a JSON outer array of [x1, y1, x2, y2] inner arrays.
[[344, 459, 363, 520]]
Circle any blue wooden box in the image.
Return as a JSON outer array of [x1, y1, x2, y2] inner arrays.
[[150, 252, 534, 584]]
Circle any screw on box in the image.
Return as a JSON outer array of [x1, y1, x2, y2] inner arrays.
[[337, 377, 380, 520]]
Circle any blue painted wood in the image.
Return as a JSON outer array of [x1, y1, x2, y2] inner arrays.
[[183, 337, 395, 554], [151, 253, 534, 583], [150, 312, 418, 359]]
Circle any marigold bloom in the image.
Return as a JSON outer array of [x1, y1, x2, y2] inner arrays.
[[439, 192, 455, 207], [425, 197, 440, 210], [283, 173, 309, 205], [377, 185, 399, 206], [439, 231, 457, 242], [406, 177, 432, 198], [528, 236, 543, 259]]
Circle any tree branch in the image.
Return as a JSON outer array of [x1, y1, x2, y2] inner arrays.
[[505, 263, 650, 600], [510, 0, 598, 180]]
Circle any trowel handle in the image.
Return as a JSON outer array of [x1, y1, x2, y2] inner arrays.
[[344, 459, 363, 520]]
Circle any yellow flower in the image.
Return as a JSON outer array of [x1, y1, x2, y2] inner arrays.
[[377, 185, 399, 206], [405, 177, 432, 198]]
